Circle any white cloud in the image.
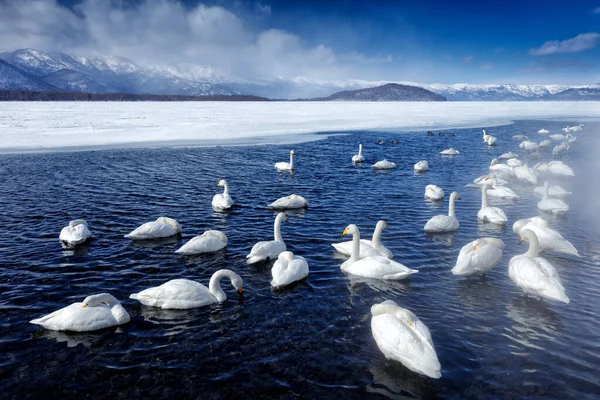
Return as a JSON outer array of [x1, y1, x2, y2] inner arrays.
[[529, 32, 600, 55], [480, 62, 494, 70], [0, 0, 361, 81], [593, 6, 600, 13], [463, 55, 474, 64]]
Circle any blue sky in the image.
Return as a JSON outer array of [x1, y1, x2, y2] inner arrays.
[[1, 0, 599, 84]]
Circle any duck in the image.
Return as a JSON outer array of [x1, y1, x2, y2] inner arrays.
[[440, 148, 460, 155], [512, 217, 579, 257], [414, 160, 430, 172], [391, 140, 400, 144], [533, 183, 571, 197], [508, 229, 569, 303], [424, 184, 445, 201], [371, 300, 441, 379], [352, 144, 365, 163], [451, 238, 504, 276], [30, 293, 130, 332], [513, 164, 537, 185], [547, 161, 575, 177], [448, 132, 456, 137], [537, 129, 549, 134], [274, 150, 295, 171], [372, 160, 396, 169], [59, 219, 92, 246], [124, 217, 182, 239], [246, 213, 287, 264], [424, 191, 460, 232], [212, 179, 234, 210], [175, 230, 228, 254], [377, 140, 386, 145], [537, 182, 569, 214], [130, 269, 243, 309], [478, 185, 508, 224], [427, 131, 434, 136], [438, 132, 444, 136], [340, 225, 417, 280], [270, 251, 309, 288], [332, 220, 393, 259], [269, 194, 308, 210]]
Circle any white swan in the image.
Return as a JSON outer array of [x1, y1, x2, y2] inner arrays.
[[59, 219, 92, 246], [482, 129, 490, 142], [499, 152, 519, 160], [340, 225, 417, 279], [275, 150, 295, 171], [538, 139, 552, 149], [537, 182, 569, 214], [130, 269, 242, 309], [485, 135, 497, 146], [451, 238, 504, 276], [372, 159, 396, 169], [513, 217, 579, 257], [268, 194, 308, 209], [489, 158, 514, 180], [508, 229, 569, 303], [246, 213, 287, 264], [512, 134, 527, 140], [271, 251, 309, 288], [513, 164, 537, 184], [548, 160, 574, 177], [519, 140, 539, 152], [424, 191, 460, 232], [506, 158, 522, 167], [486, 177, 519, 199], [565, 133, 577, 143], [440, 148, 460, 155], [425, 184, 445, 201], [175, 230, 227, 254], [30, 293, 130, 332], [332, 220, 393, 259], [550, 134, 565, 142], [478, 185, 507, 224], [533, 183, 571, 197], [212, 179, 234, 210], [473, 174, 508, 186], [352, 144, 365, 163], [125, 217, 182, 239], [414, 160, 429, 172], [371, 300, 441, 379], [538, 129, 549, 134], [552, 141, 570, 156]]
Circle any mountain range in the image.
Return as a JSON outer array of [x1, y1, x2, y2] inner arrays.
[[0, 48, 599, 101]]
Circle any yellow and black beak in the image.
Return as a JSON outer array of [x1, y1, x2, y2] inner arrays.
[[342, 227, 349, 236], [82, 305, 87, 308], [472, 245, 478, 250], [457, 196, 462, 200], [238, 287, 243, 294], [519, 237, 524, 244], [217, 182, 222, 187]]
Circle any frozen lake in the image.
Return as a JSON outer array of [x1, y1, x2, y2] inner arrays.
[[0, 101, 599, 152]]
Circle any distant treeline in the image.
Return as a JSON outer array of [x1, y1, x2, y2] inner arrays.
[[0, 90, 269, 102]]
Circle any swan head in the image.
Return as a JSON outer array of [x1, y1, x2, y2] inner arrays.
[[156, 217, 182, 233], [376, 220, 388, 230], [519, 229, 537, 244], [278, 251, 295, 263], [231, 276, 243, 294], [290, 150, 295, 155], [512, 218, 529, 234], [450, 191, 461, 201], [342, 224, 358, 236], [490, 158, 499, 166], [82, 293, 119, 308], [371, 300, 417, 328], [275, 212, 288, 223], [69, 219, 88, 228], [217, 179, 227, 187]]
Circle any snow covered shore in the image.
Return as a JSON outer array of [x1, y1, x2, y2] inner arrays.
[[0, 101, 598, 152]]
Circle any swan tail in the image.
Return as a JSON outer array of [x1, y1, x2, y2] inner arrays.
[[129, 293, 139, 300], [557, 241, 580, 257]]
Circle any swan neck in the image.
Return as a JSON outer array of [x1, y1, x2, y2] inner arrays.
[[481, 187, 488, 208], [350, 229, 361, 262], [525, 234, 540, 257], [371, 224, 383, 248], [209, 270, 233, 302], [358, 144, 363, 156], [448, 195, 456, 217], [289, 153, 294, 169], [274, 215, 284, 242], [222, 182, 229, 196]]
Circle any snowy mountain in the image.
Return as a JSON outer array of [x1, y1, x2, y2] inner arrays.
[[312, 83, 445, 101], [0, 49, 237, 96], [0, 59, 58, 91]]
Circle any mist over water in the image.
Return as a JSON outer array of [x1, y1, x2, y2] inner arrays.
[[0, 120, 598, 399]]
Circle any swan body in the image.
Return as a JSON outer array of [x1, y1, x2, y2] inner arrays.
[[548, 161, 574, 177], [275, 150, 295, 171], [565, 133, 577, 143], [508, 229, 569, 303], [489, 158, 514, 180], [175, 230, 228, 254], [352, 144, 365, 163], [372, 160, 396, 169], [563, 124, 583, 133], [440, 148, 460, 155], [513, 134, 527, 140], [269, 194, 308, 209], [537, 182, 569, 214], [30, 293, 130, 332], [485, 135, 497, 146], [130, 269, 243, 309], [478, 185, 508, 224], [499, 152, 519, 160], [59, 219, 92, 246], [550, 134, 565, 142], [513, 217, 579, 257], [371, 300, 441, 379], [424, 191, 460, 232], [552, 141, 570, 156], [534, 184, 571, 197], [519, 141, 539, 152], [487, 183, 519, 199], [340, 225, 417, 280], [425, 184, 445, 201], [271, 251, 309, 288], [507, 158, 522, 167], [332, 220, 393, 259], [246, 213, 287, 264], [452, 238, 504, 276], [513, 165, 537, 184], [538, 139, 552, 149], [474, 175, 508, 186], [537, 129, 549, 134], [533, 162, 549, 175], [212, 179, 234, 210], [414, 160, 429, 172], [125, 217, 182, 239]]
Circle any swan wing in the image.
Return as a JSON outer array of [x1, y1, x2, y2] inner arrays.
[[509, 256, 569, 303], [452, 239, 503, 276], [424, 215, 459, 232], [59, 224, 92, 245], [125, 222, 176, 239], [130, 279, 215, 309], [271, 257, 309, 287], [274, 162, 291, 170], [331, 239, 382, 258], [175, 235, 226, 254], [212, 194, 233, 209], [247, 240, 286, 263], [30, 302, 126, 332], [342, 256, 418, 280]]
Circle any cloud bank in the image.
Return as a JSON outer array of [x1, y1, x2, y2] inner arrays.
[[529, 32, 600, 55]]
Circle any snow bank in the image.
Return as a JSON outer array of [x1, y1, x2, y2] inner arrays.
[[0, 101, 598, 152]]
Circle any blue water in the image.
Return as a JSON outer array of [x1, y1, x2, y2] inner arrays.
[[1, 120, 599, 399]]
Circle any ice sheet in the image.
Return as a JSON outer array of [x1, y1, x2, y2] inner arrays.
[[0, 101, 598, 152]]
